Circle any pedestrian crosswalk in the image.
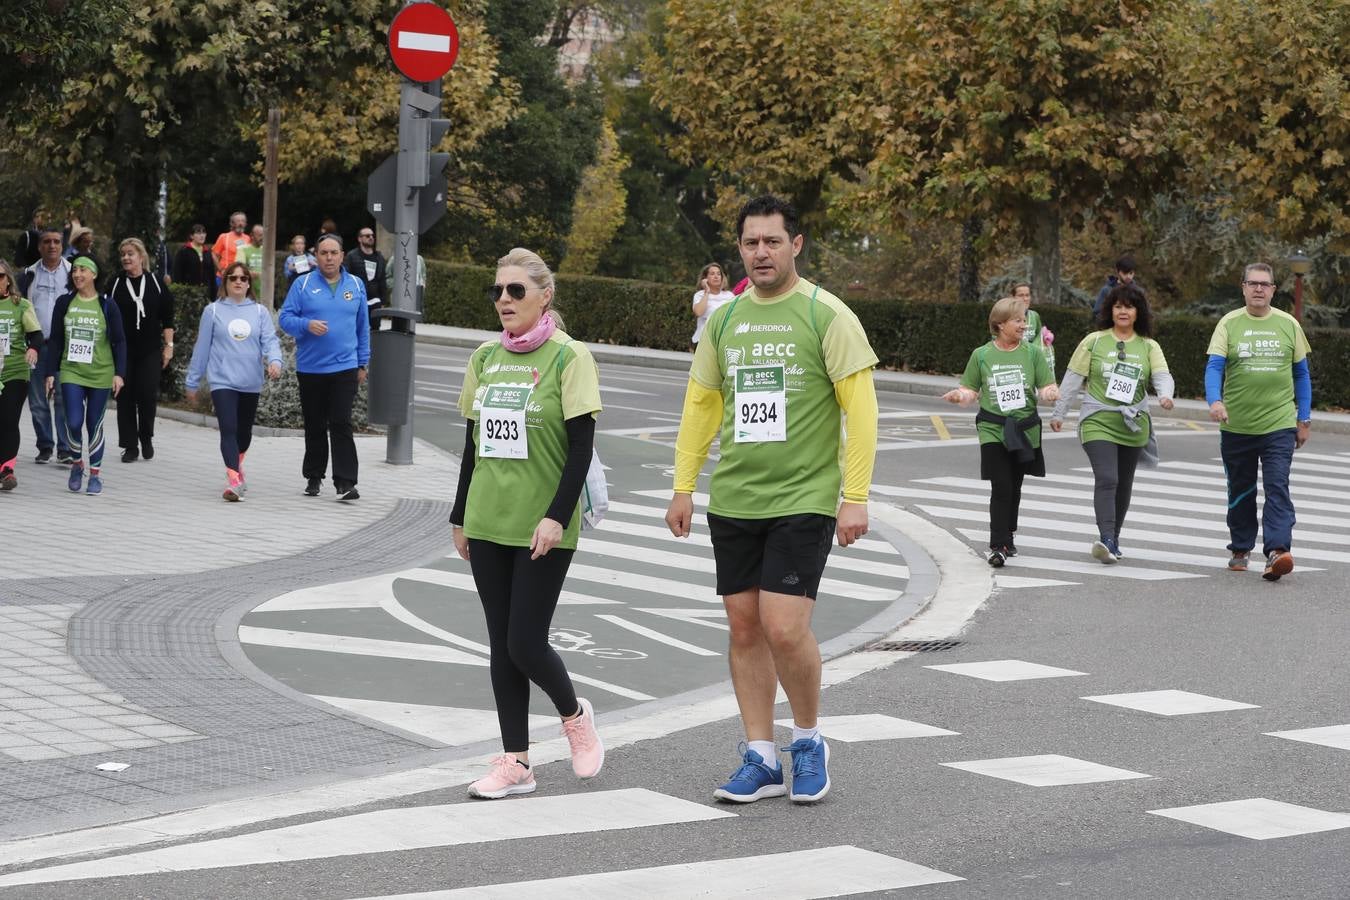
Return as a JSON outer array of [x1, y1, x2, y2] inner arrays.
[[238, 490, 912, 747], [876, 456, 1350, 588]]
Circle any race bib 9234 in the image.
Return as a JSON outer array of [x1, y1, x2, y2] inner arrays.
[[734, 364, 787, 442]]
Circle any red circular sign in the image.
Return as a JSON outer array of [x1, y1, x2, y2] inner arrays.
[[388, 3, 460, 82]]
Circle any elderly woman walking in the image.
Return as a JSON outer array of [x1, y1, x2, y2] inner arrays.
[[107, 238, 174, 461]]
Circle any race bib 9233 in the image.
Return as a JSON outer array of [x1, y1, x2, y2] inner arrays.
[[478, 384, 531, 459]]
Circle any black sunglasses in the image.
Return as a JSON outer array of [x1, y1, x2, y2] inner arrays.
[[1115, 340, 1127, 362], [487, 283, 529, 302], [226, 274, 251, 283]]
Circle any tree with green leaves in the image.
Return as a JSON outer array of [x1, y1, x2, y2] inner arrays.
[[861, 0, 1184, 303], [561, 119, 629, 274], [1171, 0, 1350, 253]]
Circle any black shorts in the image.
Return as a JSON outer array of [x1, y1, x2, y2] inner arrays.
[[706, 512, 836, 599]]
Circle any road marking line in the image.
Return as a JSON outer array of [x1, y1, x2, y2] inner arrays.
[[994, 574, 1080, 589], [1181, 420, 1204, 431], [0, 790, 734, 887], [1043, 472, 1350, 515], [310, 697, 554, 747], [1148, 798, 1350, 840], [1082, 690, 1258, 716], [238, 626, 488, 667], [774, 713, 958, 742], [392, 567, 622, 606], [926, 659, 1086, 681], [955, 528, 1223, 569], [593, 615, 720, 656], [632, 607, 729, 631], [363, 845, 963, 898], [943, 754, 1150, 787], [1158, 460, 1350, 488], [1264, 724, 1350, 750], [929, 414, 951, 440]]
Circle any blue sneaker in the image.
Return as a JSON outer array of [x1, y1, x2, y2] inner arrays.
[[67, 464, 83, 493], [86, 472, 103, 495], [712, 743, 785, 803], [785, 736, 831, 803]]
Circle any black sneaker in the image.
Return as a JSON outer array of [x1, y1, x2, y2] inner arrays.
[[121, 448, 139, 463], [304, 478, 322, 496], [34, 449, 52, 464], [987, 548, 1007, 568], [141, 439, 154, 460], [336, 485, 360, 502], [56, 451, 76, 465]]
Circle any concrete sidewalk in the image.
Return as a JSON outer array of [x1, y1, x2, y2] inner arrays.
[[0, 415, 458, 841], [418, 323, 1350, 434]]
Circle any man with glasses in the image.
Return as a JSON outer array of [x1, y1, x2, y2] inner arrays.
[[345, 227, 387, 327], [1206, 262, 1311, 581], [279, 233, 370, 501], [18, 229, 73, 463], [211, 212, 251, 284]]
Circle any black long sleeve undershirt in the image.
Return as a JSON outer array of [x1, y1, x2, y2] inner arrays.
[[448, 413, 596, 529]]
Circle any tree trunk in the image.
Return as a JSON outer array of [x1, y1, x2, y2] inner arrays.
[[958, 214, 981, 302], [1028, 201, 1062, 305], [260, 108, 281, 311], [112, 106, 162, 248]]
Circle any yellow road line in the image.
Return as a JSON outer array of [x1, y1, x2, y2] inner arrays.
[[930, 415, 951, 440], [1182, 420, 1204, 431]]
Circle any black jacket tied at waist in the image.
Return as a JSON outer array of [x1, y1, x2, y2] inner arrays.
[[976, 407, 1042, 462]]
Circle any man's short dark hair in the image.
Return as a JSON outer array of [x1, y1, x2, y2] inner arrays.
[[315, 232, 344, 251], [737, 195, 800, 240], [39, 227, 63, 239], [190, 223, 206, 234], [1115, 254, 1137, 274]]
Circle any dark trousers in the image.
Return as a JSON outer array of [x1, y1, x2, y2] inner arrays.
[[28, 345, 68, 454], [296, 369, 359, 488], [117, 351, 161, 451], [0, 378, 30, 465], [1221, 428, 1297, 556], [60, 383, 111, 468], [982, 442, 1025, 549], [1082, 440, 1142, 542], [467, 539, 579, 753], [211, 389, 259, 471]]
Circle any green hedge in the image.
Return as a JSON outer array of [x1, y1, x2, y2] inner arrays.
[[421, 260, 1350, 410]]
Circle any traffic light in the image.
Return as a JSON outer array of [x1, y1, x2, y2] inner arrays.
[[400, 87, 451, 188]]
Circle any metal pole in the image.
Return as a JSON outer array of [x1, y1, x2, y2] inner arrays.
[[387, 79, 421, 465]]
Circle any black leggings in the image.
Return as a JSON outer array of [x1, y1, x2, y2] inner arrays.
[[982, 442, 1027, 549], [0, 378, 29, 465], [211, 389, 259, 471], [467, 539, 579, 753], [117, 351, 161, 450], [1082, 440, 1142, 542]]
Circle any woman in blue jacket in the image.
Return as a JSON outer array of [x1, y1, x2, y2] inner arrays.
[[185, 261, 283, 501], [278, 233, 369, 501]]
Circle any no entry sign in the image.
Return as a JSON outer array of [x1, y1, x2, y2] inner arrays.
[[388, 3, 460, 82]]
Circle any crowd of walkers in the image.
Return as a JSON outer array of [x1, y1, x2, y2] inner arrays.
[[8, 196, 1315, 808], [4, 210, 379, 501]]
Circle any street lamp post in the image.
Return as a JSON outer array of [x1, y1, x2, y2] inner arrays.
[[1287, 251, 1311, 323]]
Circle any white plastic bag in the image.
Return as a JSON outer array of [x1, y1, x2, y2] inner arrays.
[[580, 448, 608, 529]]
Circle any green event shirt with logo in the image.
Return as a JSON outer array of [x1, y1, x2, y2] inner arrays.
[[960, 341, 1054, 447], [1022, 307, 1055, 371], [1206, 307, 1310, 435], [457, 332, 602, 550], [689, 278, 879, 519], [0, 298, 39, 384], [62, 296, 115, 389], [1065, 330, 1169, 447], [237, 244, 264, 293]]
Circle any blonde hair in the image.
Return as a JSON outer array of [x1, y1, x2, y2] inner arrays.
[[118, 237, 150, 271], [0, 260, 17, 297], [989, 296, 1024, 336], [497, 247, 565, 330]]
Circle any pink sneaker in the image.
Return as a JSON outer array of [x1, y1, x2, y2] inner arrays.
[[223, 468, 244, 502], [467, 753, 536, 799], [561, 697, 604, 778]]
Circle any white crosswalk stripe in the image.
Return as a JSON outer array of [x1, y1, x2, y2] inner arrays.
[[875, 462, 1347, 587]]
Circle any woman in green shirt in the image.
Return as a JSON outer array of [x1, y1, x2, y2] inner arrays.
[[1050, 282, 1174, 563], [0, 261, 44, 490], [449, 248, 605, 799], [944, 296, 1060, 567], [43, 255, 127, 495]]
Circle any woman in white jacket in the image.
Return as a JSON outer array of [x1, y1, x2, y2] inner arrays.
[[185, 261, 283, 500]]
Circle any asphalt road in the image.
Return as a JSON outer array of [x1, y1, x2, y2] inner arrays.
[[6, 343, 1349, 899]]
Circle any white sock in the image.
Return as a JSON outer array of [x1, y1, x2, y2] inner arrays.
[[792, 724, 820, 744], [749, 740, 779, 769]]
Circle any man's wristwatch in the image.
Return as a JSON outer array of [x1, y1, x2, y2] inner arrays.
[[1298, 419, 1311, 426]]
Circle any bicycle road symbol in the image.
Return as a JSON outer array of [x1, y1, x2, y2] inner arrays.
[[549, 627, 647, 660]]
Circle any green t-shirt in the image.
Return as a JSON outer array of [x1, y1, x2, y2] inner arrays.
[[1066, 330, 1169, 447], [960, 340, 1054, 447], [1022, 308, 1055, 371], [0, 297, 39, 384], [689, 278, 878, 519], [458, 332, 602, 550], [1206, 307, 1310, 435], [237, 245, 265, 294], [61, 296, 114, 389]]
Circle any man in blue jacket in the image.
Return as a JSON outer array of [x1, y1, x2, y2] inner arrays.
[[279, 233, 370, 501]]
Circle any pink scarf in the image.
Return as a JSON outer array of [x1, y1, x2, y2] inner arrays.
[[500, 310, 557, 353]]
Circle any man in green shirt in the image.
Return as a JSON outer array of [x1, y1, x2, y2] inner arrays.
[[1206, 262, 1312, 581], [665, 195, 879, 805], [237, 225, 267, 297]]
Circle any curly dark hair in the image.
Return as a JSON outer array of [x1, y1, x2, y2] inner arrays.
[[1094, 281, 1152, 336]]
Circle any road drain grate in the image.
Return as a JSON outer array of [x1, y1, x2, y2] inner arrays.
[[871, 640, 964, 652]]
